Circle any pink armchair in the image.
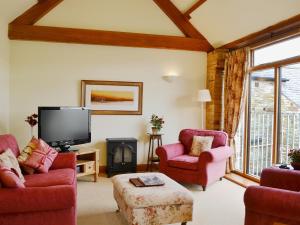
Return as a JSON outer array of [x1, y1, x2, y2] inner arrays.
[[244, 167, 300, 225], [156, 129, 233, 191]]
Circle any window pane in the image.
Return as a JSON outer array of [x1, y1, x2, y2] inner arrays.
[[279, 63, 300, 164], [248, 69, 274, 177], [254, 36, 300, 66]]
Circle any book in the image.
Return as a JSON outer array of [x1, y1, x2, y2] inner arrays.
[[129, 175, 165, 187]]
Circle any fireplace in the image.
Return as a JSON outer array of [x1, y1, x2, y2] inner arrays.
[[106, 138, 137, 177]]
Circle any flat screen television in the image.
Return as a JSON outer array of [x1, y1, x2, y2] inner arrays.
[[38, 107, 91, 151]]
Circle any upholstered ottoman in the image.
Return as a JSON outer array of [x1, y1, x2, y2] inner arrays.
[[112, 172, 193, 225]]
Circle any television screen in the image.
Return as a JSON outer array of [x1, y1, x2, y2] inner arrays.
[[38, 107, 91, 151]]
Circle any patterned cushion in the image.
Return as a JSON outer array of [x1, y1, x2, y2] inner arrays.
[[0, 148, 25, 183], [0, 166, 25, 188], [189, 136, 214, 156], [22, 139, 58, 173], [18, 137, 39, 175]]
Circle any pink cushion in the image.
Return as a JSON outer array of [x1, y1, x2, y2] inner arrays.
[[0, 134, 20, 157], [22, 139, 58, 173], [25, 168, 75, 187], [168, 155, 199, 171], [0, 166, 25, 188]]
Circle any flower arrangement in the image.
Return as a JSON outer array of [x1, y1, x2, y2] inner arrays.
[[288, 149, 300, 170], [150, 114, 164, 134], [25, 113, 38, 137]]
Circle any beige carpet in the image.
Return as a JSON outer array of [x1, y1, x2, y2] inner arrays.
[[77, 176, 245, 225]]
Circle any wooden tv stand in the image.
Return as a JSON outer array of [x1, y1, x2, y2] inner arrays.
[[75, 148, 100, 182]]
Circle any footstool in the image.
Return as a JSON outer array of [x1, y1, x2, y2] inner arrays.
[[112, 172, 193, 225]]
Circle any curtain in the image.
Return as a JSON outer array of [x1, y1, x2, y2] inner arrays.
[[224, 48, 249, 172]]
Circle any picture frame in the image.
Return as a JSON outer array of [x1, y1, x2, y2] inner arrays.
[[81, 80, 143, 115]]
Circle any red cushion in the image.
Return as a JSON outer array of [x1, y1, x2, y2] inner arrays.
[[25, 168, 75, 187], [0, 166, 25, 188], [0, 135, 20, 157], [22, 139, 58, 173], [168, 155, 199, 171]]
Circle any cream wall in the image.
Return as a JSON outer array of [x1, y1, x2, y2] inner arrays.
[[10, 41, 206, 165], [0, 18, 10, 133]]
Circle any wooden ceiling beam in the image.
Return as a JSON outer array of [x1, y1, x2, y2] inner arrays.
[[153, 0, 213, 51], [184, 0, 207, 20], [8, 24, 211, 52], [10, 0, 63, 25], [220, 13, 300, 50]]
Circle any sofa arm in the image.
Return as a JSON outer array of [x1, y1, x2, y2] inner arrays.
[[198, 146, 233, 164], [50, 152, 76, 170], [244, 186, 300, 222], [0, 185, 76, 214], [156, 143, 185, 161], [260, 167, 300, 192]]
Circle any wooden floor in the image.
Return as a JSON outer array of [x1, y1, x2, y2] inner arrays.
[[225, 173, 259, 188]]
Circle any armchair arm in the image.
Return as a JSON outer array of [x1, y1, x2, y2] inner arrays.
[[260, 167, 300, 192], [156, 143, 185, 161], [244, 186, 300, 222], [0, 185, 76, 214], [198, 146, 233, 164], [50, 152, 76, 170]]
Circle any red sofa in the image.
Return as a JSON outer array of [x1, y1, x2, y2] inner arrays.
[[0, 134, 77, 225], [244, 167, 300, 225], [156, 129, 233, 190]]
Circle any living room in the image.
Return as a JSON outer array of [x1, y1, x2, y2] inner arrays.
[[0, 1, 300, 225]]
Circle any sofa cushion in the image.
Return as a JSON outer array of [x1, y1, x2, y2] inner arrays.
[[0, 166, 25, 188], [25, 168, 75, 187], [189, 136, 214, 156], [168, 155, 199, 171], [0, 135, 20, 157], [0, 149, 25, 183], [18, 137, 39, 175]]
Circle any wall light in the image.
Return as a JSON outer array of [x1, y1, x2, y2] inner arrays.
[[162, 73, 180, 82]]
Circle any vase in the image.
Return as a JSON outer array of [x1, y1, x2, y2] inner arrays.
[[291, 162, 300, 170], [151, 127, 159, 134]]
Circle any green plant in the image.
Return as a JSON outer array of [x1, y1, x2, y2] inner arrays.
[[150, 114, 164, 130], [288, 149, 300, 163]]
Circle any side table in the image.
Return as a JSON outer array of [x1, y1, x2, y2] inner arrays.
[[146, 133, 163, 171]]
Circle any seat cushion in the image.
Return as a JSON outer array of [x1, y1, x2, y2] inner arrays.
[[168, 155, 199, 171], [24, 168, 75, 187]]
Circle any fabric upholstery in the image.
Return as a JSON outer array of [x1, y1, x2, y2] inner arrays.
[[112, 173, 193, 225], [0, 134, 20, 157], [157, 129, 233, 188], [18, 137, 39, 174], [0, 166, 25, 188], [0, 134, 77, 225], [0, 148, 25, 182], [189, 136, 214, 156], [244, 167, 300, 225]]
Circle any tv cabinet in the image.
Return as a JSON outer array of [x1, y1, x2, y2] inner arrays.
[[76, 148, 100, 182]]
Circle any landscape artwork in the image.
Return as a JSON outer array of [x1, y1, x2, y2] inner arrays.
[[81, 80, 143, 115]]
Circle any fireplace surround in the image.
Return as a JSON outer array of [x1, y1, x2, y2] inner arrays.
[[106, 138, 137, 177]]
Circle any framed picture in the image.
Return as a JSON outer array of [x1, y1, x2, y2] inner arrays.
[[81, 80, 143, 115]]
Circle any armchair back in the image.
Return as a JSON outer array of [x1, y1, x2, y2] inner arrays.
[[179, 129, 228, 153], [0, 134, 20, 157]]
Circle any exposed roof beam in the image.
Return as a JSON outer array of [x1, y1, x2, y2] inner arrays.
[[10, 0, 63, 25], [8, 24, 211, 52], [220, 13, 300, 50], [184, 0, 207, 20], [153, 0, 213, 51]]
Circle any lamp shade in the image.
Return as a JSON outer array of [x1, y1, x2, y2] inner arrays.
[[198, 89, 211, 102]]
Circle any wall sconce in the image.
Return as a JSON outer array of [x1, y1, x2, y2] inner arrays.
[[162, 73, 180, 82]]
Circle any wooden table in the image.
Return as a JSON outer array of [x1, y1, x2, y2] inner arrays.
[[146, 133, 163, 171], [75, 148, 100, 182]]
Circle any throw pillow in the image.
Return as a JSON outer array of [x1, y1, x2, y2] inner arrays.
[[18, 137, 39, 175], [189, 136, 214, 157], [0, 148, 25, 183], [23, 139, 58, 173], [0, 166, 25, 188]]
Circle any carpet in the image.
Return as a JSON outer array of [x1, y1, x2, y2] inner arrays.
[[77, 177, 245, 225]]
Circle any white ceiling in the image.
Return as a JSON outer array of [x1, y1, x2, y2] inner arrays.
[[3, 0, 300, 48]]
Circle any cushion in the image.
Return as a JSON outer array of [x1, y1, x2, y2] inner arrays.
[[0, 148, 25, 182], [25, 168, 75, 187], [18, 137, 39, 175], [0, 166, 25, 188], [22, 139, 58, 173], [168, 155, 199, 171], [189, 136, 214, 156]]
